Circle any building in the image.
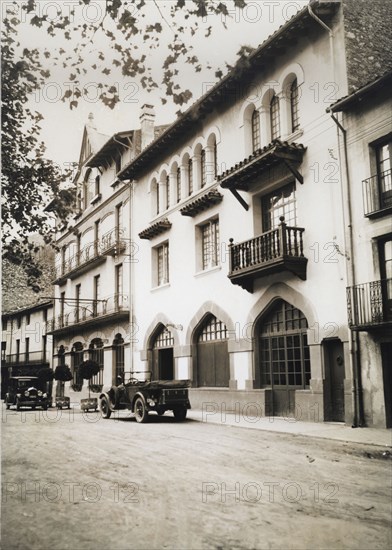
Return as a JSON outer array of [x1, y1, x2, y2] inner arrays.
[[1, 301, 54, 398], [47, 109, 168, 400], [330, 71, 392, 428], [114, 0, 392, 424]]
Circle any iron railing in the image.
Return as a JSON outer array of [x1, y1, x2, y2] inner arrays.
[[5, 350, 49, 365], [362, 168, 392, 216], [55, 240, 100, 279], [100, 227, 127, 255], [347, 279, 391, 327], [45, 293, 129, 332]]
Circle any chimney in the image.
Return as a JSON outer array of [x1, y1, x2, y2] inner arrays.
[[140, 104, 155, 150], [87, 112, 96, 129]]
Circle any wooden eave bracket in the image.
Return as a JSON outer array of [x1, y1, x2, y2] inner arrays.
[[230, 188, 249, 211], [282, 159, 304, 184]]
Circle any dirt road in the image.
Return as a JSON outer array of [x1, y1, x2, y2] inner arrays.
[[1, 405, 391, 550]]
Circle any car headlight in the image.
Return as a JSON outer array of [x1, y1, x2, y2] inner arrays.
[[43, 393, 47, 398], [38, 391, 43, 397], [24, 390, 30, 397], [147, 398, 155, 406]]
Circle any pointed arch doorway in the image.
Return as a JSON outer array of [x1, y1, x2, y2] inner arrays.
[[151, 325, 174, 380], [194, 314, 230, 387], [256, 299, 311, 416]]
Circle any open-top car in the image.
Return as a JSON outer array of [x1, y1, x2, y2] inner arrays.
[[99, 371, 191, 423], [5, 376, 50, 410]]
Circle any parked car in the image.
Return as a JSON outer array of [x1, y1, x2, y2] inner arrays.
[[5, 376, 50, 410], [99, 371, 191, 423]]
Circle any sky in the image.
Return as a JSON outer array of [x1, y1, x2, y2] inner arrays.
[[9, 0, 309, 170]]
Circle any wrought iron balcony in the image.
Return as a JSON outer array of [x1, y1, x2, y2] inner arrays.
[[362, 168, 392, 218], [5, 350, 49, 366], [228, 217, 307, 292], [100, 227, 127, 256], [46, 294, 129, 334], [347, 279, 392, 330], [54, 240, 106, 284]]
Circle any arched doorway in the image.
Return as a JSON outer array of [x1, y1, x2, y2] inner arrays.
[[257, 299, 311, 416], [194, 314, 229, 387], [113, 334, 125, 383], [71, 342, 84, 392], [151, 326, 174, 380]]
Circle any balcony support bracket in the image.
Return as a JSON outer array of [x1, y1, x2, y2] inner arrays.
[[283, 159, 303, 184], [230, 188, 249, 211]]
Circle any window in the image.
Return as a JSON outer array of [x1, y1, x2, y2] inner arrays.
[[113, 334, 125, 382], [156, 182, 160, 214], [201, 219, 220, 270], [60, 292, 65, 325], [270, 94, 280, 140], [116, 203, 123, 240], [154, 327, 174, 348], [157, 243, 169, 286], [201, 149, 206, 188], [89, 338, 104, 389], [94, 220, 100, 254], [93, 275, 100, 316], [166, 175, 170, 209], [376, 140, 392, 208], [115, 264, 123, 309], [43, 335, 47, 361], [198, 316, 228, 341], [95, 175, 100, 196], [262, 183, 296, 232], [379, 238, 392, 321], [188, 158, 193, 195], [252, 109, 261, 151], [25, 338, 30, 362], [71, 342, 84, 391], [214, 141, 218, 178], [290, 79, 300, 132], [115, 153, 122, 174], [259, 300, 310, 388], [177, 167, 181, 203], [75, 284, 81, 322], [16, 339, 20, 361]]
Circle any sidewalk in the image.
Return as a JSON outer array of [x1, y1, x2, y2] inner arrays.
[[188, 409, 392, 448]]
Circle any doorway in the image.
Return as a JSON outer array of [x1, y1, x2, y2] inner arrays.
[[324, 339, 345, 422], [381, 342, 392, 428], [151, 325, 174, 381]]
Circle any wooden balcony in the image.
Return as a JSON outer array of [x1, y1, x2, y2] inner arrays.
[[5, 350, 49, 367], [228, 217, 307, 292], [347, 279, 392, 331], [46, 294, 130, 335], [362, 169, 392, 218]]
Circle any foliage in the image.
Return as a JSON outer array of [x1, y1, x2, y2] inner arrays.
[[54, 364, 73, 382], [78, 360, 101, 381], [2, 0, 254, 288], [37, 367, 55, 383]]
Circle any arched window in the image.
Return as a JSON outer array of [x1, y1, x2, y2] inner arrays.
[[188, 157, 193, 195], [113, 334, 124, 382], [89, 338, 104, 389], [201, 149, 206, 188], [270, 94, 280, 140], [290, 79, 300, 132], [176, 167, 181, 203], [165, 175, 170, 209], [71, 342, 84, 391], [258, 300, 310, 388], [251, 109, 261, 151], [156, 181, 160, 214]]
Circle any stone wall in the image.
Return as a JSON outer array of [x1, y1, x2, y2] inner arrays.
[[343, 0, 392, 92]]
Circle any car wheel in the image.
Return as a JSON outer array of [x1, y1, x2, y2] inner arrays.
[[173, 407, 187, 421], [100, 397, 112, 419], [16, 398, 21, 411], [134, 397, 149, 423]]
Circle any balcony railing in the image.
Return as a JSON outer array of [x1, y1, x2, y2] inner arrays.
[[100, 227, 127, 256], [228, 217, 307, 292], [347, 279, 392, 329], [362, 168, 392, 217], [46, 293, 129, 333], [55, 240, 104, 282], [5, 350, 49, 365]]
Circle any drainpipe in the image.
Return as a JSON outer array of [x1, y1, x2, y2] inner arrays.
[[129, 179, 136, 376], [329, 110, 364, 427], [308, 3, 335, 83]]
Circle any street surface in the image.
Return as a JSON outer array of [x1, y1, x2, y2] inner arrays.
[[1, 404, 391, 550]]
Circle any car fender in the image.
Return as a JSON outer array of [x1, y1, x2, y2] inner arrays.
[[99, 391, 116, 411], [131, 392, 147, 412]]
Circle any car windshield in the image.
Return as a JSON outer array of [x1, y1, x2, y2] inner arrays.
[[16, 379, 37, 389]]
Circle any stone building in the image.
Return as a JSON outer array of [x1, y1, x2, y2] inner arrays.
[[330, 71, 392, 428]]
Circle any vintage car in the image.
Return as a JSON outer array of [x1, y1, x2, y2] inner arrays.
[[5, 376, 50, 410], [99, 372, 191, 423]]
